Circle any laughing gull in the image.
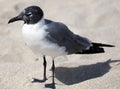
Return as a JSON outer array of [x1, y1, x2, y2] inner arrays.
[[8, 6, 114, 87]]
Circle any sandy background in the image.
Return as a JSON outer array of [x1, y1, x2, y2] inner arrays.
[[0, 0, 120, 89]]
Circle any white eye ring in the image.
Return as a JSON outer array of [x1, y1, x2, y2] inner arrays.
[[27, 12, 32, 17]]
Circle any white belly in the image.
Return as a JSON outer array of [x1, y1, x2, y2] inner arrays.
[[22, 24, 67, 57]]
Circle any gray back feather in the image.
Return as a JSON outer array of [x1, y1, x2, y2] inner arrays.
[[45, 19, 92, 54]]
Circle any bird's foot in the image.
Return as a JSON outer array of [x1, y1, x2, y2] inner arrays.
[[31, 78, 47, 83], [45, 83, 56, 89]]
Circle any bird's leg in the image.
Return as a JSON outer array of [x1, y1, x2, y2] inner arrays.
[[45, 59, 55, 88], [51, 59, 55, 84], [32, 55, 47, 83], [43, 55, 47, 81]]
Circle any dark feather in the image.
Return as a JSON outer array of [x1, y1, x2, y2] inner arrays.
[[76, 42, 115, 54], [92, 42, 115, 47]]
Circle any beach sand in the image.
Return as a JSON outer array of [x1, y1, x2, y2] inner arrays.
[[0, 0, 120, 89]]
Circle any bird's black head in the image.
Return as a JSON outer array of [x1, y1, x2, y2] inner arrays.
[[8, 6, 44, 24]]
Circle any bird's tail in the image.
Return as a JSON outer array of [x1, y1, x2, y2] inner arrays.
[[76, 42, 115, 54]]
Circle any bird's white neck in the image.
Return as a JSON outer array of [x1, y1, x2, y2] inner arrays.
[[23, 17, 46, 30]]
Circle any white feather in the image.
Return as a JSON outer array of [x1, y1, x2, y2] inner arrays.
[[22, 18, 68, 57]]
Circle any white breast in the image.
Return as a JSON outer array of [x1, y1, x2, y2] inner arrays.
[[22, 19, 67, 57]]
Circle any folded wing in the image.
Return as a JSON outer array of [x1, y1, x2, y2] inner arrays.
[[45, 20, 92, 54]]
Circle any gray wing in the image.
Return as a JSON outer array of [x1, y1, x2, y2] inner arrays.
[[45, 20, 92, 54]]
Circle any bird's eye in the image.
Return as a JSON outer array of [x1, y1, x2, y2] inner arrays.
[[26, 13, 32, 17]]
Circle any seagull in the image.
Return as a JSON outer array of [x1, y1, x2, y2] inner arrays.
[[8, 6, 114, 88]]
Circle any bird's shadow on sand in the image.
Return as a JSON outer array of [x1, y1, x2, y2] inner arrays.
[[55, 59, 120, 85], [32, 59, 120, 89]]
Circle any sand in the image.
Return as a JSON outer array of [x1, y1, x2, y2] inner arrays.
[[0, 0, 120, 89]]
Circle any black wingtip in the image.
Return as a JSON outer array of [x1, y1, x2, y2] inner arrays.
[[103, 44, 115, 47], [92, 42, 115, 47], [76, 47, 105, 54]]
